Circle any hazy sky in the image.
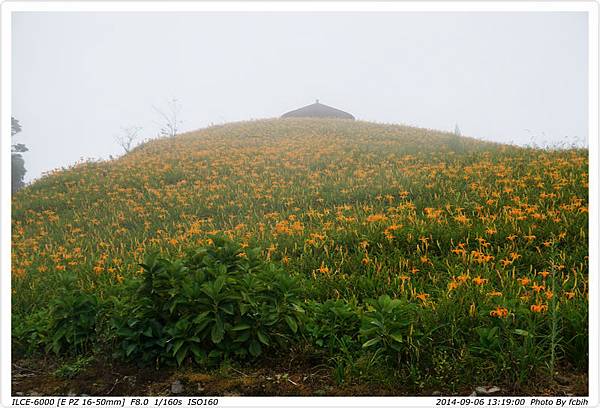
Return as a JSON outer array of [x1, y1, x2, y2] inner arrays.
[[12, 11, 588, 182]]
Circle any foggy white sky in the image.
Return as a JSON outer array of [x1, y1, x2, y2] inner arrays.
[[12, 11, 588, 182]]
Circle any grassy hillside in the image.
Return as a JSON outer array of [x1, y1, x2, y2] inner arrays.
[[12, 118, 588, 394]]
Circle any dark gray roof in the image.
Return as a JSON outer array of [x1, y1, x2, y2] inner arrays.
[[281, 100, 355, 120]]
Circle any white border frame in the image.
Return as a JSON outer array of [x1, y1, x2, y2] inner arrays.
[[1, 2, 598, 407]]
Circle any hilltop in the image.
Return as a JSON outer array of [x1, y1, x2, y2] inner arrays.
[[15, 118, 503, 230]]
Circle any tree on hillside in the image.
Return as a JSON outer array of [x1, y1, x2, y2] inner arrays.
[[11, 117, 28, 193], [153, 98, 182, 138], [12, 117, 21, 136], [115, 126, 143, 153], [454, 124, 461, 136]]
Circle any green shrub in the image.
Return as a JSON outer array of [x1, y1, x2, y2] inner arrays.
[[46, 291, 100, 355], [304, 298, 361, 353], [112, 236, 305, 367], [359, 295, 421, 365], [13, 289, 100, 356], [12, 309, 51, 356]]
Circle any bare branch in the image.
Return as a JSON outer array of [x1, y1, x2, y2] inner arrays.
[[153, 98, 182, 138], [115, 126, 143, 153]]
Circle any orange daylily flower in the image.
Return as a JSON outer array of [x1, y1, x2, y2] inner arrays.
[[490, 307, 508, 318], [472, 276, 488, 286], [530, 303, 548, 313]]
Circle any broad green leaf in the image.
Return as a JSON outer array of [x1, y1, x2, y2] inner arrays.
[[232, 323, 252, 331], [369, 319, 384, 328], [362, 338, 381, 348], [235, 331, 250, 343], [257, 330, 270, 346], [195, 318, 211, 333], [220, 303, 235, 315], [172, 339, 185, 355], [175, 347, 187, 366], [240, 303, 250, 315], [125, 343, 137, 357], [193, 312, 209, 323], [285, 316, 298, 333], [249, 339, 262, 357], [211, 320, 224, 344], [214, 276, 225, 294]]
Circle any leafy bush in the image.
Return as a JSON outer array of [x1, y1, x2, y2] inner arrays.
[[112, 236, 305, 366], [304, 299, 361, 353], [12, 309, 50, 356], [359, 295, 420, 364], [46, 291, 100, 355], [13, 290, 100, 356]]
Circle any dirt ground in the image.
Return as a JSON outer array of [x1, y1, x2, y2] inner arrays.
[[12, 356, 588, 397]]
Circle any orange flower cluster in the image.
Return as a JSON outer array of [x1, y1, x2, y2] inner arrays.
[[490, 307, 509, 318]]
